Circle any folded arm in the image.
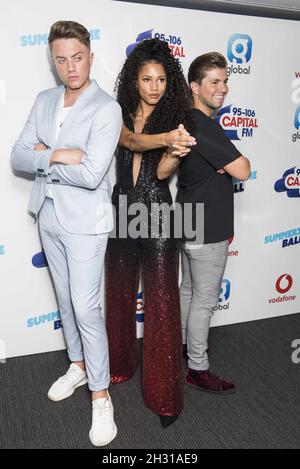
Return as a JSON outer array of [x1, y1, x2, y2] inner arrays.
[[223, 156, 251, 181], [48, 101, 122, 190]]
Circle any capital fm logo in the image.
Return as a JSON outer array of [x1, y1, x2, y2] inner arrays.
[[291, 76, 300, 142], [20, 29, 101, 47], [274, 166, 300, 198], [216, 105, 258, 141], [32, 251, 48, 268], [227, 34, 252, 76], [264, 226, 300, 249], [0, 244, 4, 256], [136, 291, 144, 323], [126, 29, 186, 61], [268, 274, 295, 304], [27, 310, 62, 331], [214, 278, 230, 311]]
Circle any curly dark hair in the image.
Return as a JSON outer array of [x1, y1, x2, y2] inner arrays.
[[115, 38, 190, 134]]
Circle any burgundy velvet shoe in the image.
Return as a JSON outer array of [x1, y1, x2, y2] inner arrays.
[[186, 368, 236, 394]]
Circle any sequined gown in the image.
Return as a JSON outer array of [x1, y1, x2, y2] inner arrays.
[[105, 119, 183, 417]]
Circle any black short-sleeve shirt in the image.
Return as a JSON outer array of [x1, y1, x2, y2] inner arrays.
[[177, 108, 241, 244]]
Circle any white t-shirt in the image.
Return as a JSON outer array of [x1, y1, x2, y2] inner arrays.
[[46, 94, 72, 198]]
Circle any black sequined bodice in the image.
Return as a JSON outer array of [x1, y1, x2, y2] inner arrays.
[[112, 119, 172, 207], [112, 146, 171, 206]]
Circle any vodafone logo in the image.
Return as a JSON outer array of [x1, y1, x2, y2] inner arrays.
[[276, 274, 293, 294], [269, 274, 295, 304], [228, 236, 239, 257]]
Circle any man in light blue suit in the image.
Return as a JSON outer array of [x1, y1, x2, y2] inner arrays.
[[11, 21, 122, 447]]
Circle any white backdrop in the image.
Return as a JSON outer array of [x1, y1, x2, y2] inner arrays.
[[1, 0, 299, 359]]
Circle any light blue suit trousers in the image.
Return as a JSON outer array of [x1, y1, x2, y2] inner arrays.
[[39, 199, 109, 391]]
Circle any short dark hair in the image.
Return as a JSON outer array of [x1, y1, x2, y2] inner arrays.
[[48, 21, 90, 50], [188, 52, 227, 85]]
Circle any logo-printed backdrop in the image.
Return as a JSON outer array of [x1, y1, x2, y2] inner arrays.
[[1, 0, 299, 358]]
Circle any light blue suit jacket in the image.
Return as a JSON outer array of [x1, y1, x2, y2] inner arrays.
[[11, 79, 122, 234]]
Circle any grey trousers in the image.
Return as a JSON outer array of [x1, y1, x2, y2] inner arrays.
[[38, 198, 110, 391], [180, 240, 228, 371]]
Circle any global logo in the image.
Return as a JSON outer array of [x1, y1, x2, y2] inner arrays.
[[216, 105, 258, 140], [214, 278, 230, 311], [292, 105, 300, 143], [136, 291, 144, 323], [32, 251, 48, 268], [126, 29, 185, 61], [276, 274, 293, 294], [268, 274, 295, 304], [294, 106, 300, 129], [219, 279, 230, 302], [291, 77, 300, 142], [227, 34, 252, 76], [274, 166, 300, 198]]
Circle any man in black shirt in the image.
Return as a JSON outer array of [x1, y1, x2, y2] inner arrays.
[[157, 52, 250, 393]]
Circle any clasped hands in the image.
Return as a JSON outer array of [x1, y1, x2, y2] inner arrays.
[[165, 124, 196, 158]]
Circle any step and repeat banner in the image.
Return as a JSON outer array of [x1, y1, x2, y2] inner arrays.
[[0, 0, 299, 359]]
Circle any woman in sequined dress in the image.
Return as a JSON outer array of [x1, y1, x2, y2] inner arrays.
[[105, 39, 193, 428]]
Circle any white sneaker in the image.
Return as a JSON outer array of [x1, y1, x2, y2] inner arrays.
[[89, 393, 117, 446], [47, 363, 88, 401]]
